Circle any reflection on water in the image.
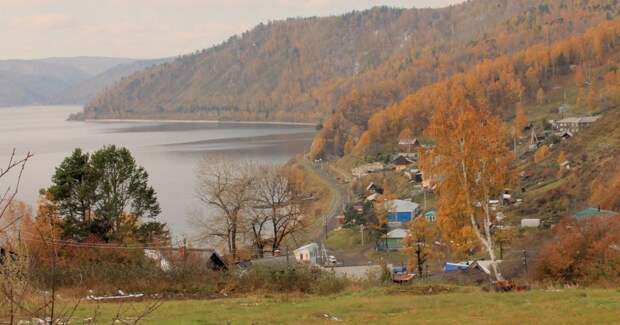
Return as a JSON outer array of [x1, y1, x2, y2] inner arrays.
[[0, 106, 315, 236]]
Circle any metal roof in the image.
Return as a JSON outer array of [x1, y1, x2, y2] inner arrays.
[[386, 199, 419, 213]]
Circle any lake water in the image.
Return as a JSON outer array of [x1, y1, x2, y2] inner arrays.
[[0, 106, 315, 237]]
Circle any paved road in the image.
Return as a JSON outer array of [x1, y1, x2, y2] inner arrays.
[[299, 158, 351, 242]]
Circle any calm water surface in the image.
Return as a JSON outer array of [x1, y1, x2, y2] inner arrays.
[[0, 106, 315, 237]]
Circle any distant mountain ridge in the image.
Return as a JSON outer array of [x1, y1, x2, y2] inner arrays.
[[51, 58, 169, 105], [0, 56, 167, 107]]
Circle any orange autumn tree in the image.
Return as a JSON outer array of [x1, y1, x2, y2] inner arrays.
[[403, 216, 438, 276], [590, 166, 620, 211], [309, 136, 326, 159], [534, 144, 550, 163], [398, 128, 414, 142], [423, 98, 514, 281]]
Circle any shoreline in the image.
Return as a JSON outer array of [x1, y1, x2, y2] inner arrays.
[[82, 118, 316, 127]]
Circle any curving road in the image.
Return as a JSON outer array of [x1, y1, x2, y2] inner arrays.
[[299, 158, 351, 242]]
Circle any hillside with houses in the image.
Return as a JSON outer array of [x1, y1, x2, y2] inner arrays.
[[2, 1, 620, 323]]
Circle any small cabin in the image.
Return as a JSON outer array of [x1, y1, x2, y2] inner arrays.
[[294, 243, 320, 265]]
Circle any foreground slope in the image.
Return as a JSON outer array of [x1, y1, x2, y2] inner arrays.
[[72, 288, 620, 324]]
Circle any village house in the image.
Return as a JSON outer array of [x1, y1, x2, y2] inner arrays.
[[365, 192, 380, 202], [385, 199, 420, 226], [366, 182, 384, 194], [554, 115, 601, 133], [398, 137, 420, 153], [424, 210, 437, 222], [379, 228, 408, 251], [294, 242, 320, 265], [390, 155, 415, 171]]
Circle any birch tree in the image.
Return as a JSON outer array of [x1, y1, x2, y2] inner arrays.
[[423, 98, 514, 281]]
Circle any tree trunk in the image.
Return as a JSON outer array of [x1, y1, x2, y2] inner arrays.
[[470, 214, 504, 281], [416, 244, 423, 276]]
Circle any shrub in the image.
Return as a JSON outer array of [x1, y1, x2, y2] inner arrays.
[[535, 215, 620, 285], [232, 265, 347, 295]]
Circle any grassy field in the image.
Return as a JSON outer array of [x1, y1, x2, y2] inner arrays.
[[70, 287, 620, 324]]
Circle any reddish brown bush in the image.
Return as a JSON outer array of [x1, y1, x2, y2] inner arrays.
[[535, 215, 620, 285]]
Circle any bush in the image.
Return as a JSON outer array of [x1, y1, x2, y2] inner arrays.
[[535, 215, 620, 285], [232, 265, 347, 295]]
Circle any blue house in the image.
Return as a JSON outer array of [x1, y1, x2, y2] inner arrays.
[[385, 199, 420, 223]]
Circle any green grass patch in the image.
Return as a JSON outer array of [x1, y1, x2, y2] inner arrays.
[[69, 287, 620, 324], [526, 177, 569, 196], [325, 227, 362, 250]]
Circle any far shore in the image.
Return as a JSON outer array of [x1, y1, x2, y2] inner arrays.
[[82, 118, 317, 127]]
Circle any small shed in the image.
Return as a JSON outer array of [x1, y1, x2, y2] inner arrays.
[[384, 229, 408, 250], [294, 243, 320, 265], [366, 182, 384, 194], [468, 260, 502, 276], [521, 218, 540, 228], [424, 210, 437, 222], [443, 262, 471, 272]]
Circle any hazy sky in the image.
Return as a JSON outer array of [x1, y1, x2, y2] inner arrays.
[[1, 0, 464, 60]]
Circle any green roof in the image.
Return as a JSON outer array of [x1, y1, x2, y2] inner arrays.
[[573, 207, 617, 220]]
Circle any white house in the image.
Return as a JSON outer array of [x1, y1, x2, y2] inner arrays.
[[294, 243, 320, 265], [555, 115, 601, 133]]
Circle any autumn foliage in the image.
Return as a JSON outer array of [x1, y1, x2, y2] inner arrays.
[[317, 17, 620, 157], [590, 166, 620, 211], [536, 215, 620, 285], [422, 94, 514, 279], [534, 145, 550, 163]]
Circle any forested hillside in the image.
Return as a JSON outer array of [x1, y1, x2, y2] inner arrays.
[[331, 17, 620, 217], [84, 1, 620, 123]]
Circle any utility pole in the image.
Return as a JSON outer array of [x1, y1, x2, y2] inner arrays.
[[360, 224, 365, 247], [324, 214, 328, 240]]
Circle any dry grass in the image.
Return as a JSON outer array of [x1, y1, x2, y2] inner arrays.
[[67, 286, 620, 324]]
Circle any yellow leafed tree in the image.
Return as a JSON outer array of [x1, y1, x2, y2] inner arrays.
[[423, 99, 514, 281], [403, 217, 438, 276], [534, 145, 550, 163]]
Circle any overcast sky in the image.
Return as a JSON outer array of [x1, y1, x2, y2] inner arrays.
[[0, 0, 464, 60]]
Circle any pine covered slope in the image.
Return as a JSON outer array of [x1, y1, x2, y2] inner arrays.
[[84, 1, 620, 122]]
